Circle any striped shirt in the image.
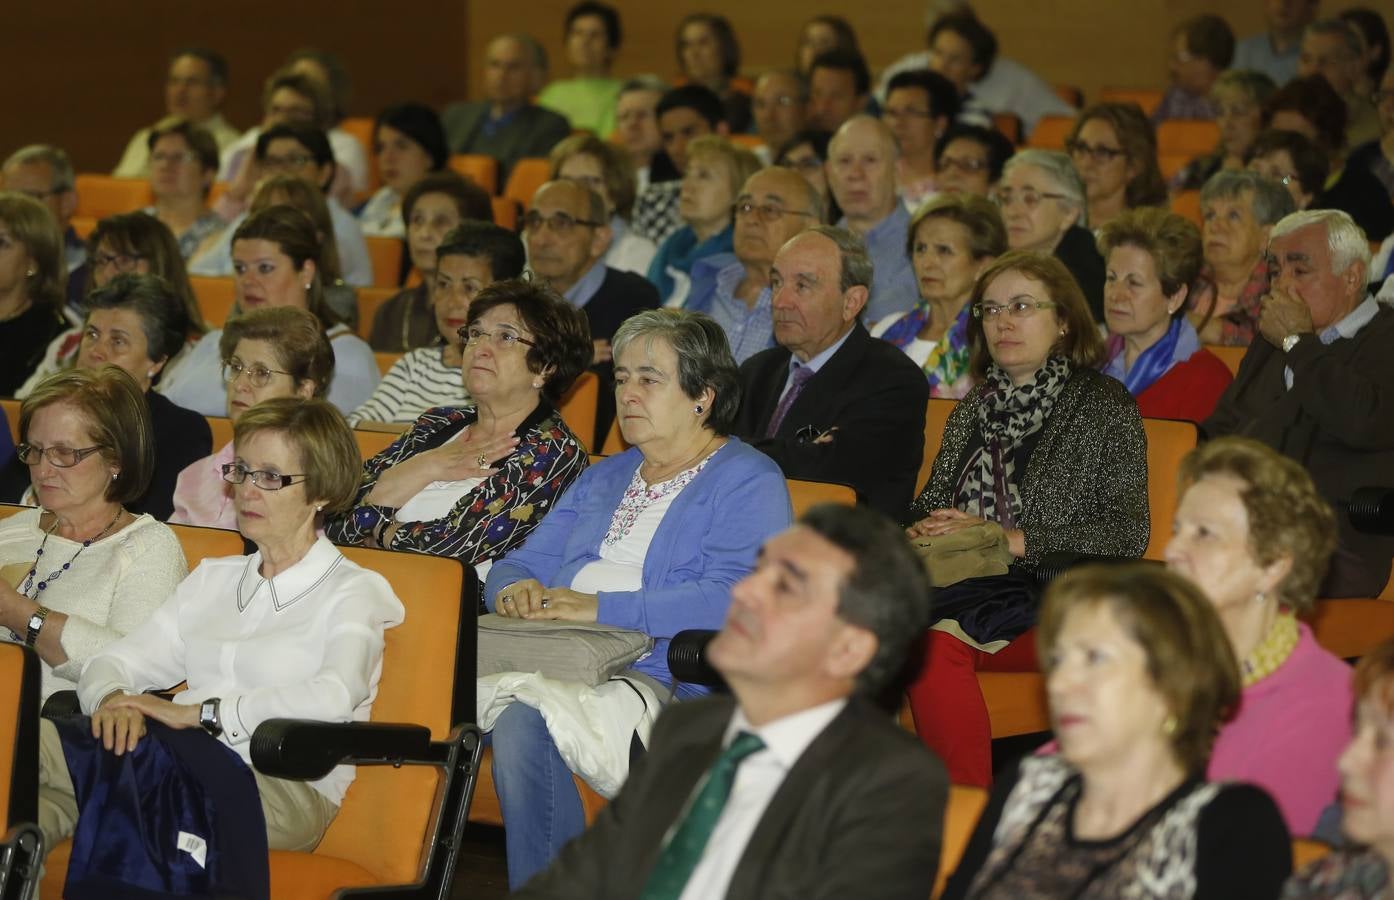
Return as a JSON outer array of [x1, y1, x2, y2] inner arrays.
[[346, 346, 467, 427]]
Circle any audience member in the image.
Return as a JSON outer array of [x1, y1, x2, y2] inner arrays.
[[941, 564, 1292, 897], [633, 85, 727, 246], [683, 165, 821, 362], [1153, 14, 1235, 124], [614, 77, 668, 193], [367, 171, 493, 353], [171, 306, 333, 528], [537, 2, 624, 136], [283, 48, 371, 205], [1099, 208, 1232, 421], [0, 192, 69, 396], [550, 133, 656, 276], [0, 366, 186, 701], [775, 129, 839, 222], [1346, 63, 1394, 199], [904, 251, 1148, 786], [676, 14, 752, 133], [933, 123, 1015, 198], [873, 193, 1004, 397], [1170, 69, 1277, 193], [827, 116, 918, 322], [882, 69, 961, 211], [0, 407, 11, 471], [357, 104, 449, 238], [1341, 7, 1392, 99], [1233, 0, 1319, 85], [649, 136, 759, 305], [733, 226, 928, 517], [442, 34, 571, 181], [330, 279, 591, 574], [751, 70, 807, 162], [112, 48, 241, 177], [350, 223, 524, 427], [806, 49, 871, 133], [1204, 209, 1394, 598], [1298, 18, 1381, 148], [1169, 437, 1353, 836], [795, 15, 861, 78], [2, 146, 84, 281], [995, 150, 1105, 321], [143, 120, 226, 259], [1188, 169, 1296, 345], [1246, 128, 1328, 210], [1066, 103, 1168, 230], [516, 504, 945, 900], [483, 308, 792, 887]]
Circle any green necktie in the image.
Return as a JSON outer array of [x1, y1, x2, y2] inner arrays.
[[637, 730, 767, 900]]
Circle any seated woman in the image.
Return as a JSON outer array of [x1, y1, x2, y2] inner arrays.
[[19, 212, 207, 397], [1151, 14, 1233, 124], [903, 251, 1149, 787], [245, 173, 360, 328], [1099, 207, 1233, 422], [0, 366, 187, 703], [348, 222, 524, 428], [143, 119, 227, 259], [162, 205, 380, 417], [883, 69, 960, 211], [327, 279, 592, 576], [934, 123, 1016, 199], [1170, 69, 1276, 193], [36, 398, 403, 877], [1247, 129, 1330, 214], [366, 171, 494, 353], [647, 136, 760, 306], [796, 15, 860, 78], [284, 48, 372, 207], [1167, 437, 1353, 836], [0, 193, 69, 396], [676, 14, 752, 132], [170, 306, 333, 528], [942, 564, 1292, 898], [1065, 102, 1168, 230], [776, 129, 840, 222], [1187, 169, 1295, 345], [357, 103, 448, 238], [482, 309, 793, 887], [873, 194, 1004, 397], [550, 133, 657, 277]]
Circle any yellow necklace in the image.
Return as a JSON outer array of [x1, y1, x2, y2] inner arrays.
[[1242, 612, 1299, 687]]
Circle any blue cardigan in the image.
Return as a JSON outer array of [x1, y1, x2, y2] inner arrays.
[[484, 438, 792, 692]]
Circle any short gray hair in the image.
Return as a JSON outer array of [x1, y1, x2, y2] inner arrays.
[[619, 75, 669, 97], [805, 224, 873, 293], [1270, 208, 1372, 278], [493, 33, 548, 73], [752, 165, 825, 223], [1304, 18, 1363, 58], [611, 309, 742, 434], [1199, 169, 1295, 226], [3, 144, 75, 192], [1003, 149, 1087, 227]]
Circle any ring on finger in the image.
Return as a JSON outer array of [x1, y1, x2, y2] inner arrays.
[[476, 453, 488, 468], [541, 598, 551, 609], [502, 595, 513, 604]]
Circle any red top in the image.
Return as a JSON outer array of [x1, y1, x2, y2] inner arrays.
[[1135, 348, 1234, 422]]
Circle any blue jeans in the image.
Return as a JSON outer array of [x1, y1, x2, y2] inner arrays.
[[489, 703, 586, 889]]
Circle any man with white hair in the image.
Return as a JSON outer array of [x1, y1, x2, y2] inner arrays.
[[1205, 208, 1394, 597]]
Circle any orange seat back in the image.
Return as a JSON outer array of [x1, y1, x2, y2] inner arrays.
[[2, 398, 18, 446], [355, 429, 397, 461], [191, 276, 238, 328], [787, 479, 854, 516], [980, 671, 1049, 737], [1170, 190, 1202, 228], [71, 215, 98, 240], [557, 371, 600, 452], [1204, 344, 1245, 377], [374, 352, 402, 376], [934, 785, 988, 898], [448, 154, 499, 195], [364, 237, 405, 288], [338, 117, 379, 196], [1157, 119, 1221, 157], [1309, 599, 1394, 659], [1097, 87, 1164, 117], [1292, 838, 1333, 871], [206, 416, 234, 451], [491, 196, 519, 231], [168, 522, 246, 569], [355, 285, 401, 340], [0, 642, 40, 836], [1027, 115, 1074, 150], [919, 398, 957, 495], [1141, 417, 1198, 561], [74, 174, 153, 219], [727, 133, 763, 150], [992, 113, 1022, 145], [503, 158, 553, 209]]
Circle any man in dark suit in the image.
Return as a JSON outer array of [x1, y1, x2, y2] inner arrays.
[[441, 34, 571, 181], [732, 226, 929, 518], [516, 504, 946, 900]]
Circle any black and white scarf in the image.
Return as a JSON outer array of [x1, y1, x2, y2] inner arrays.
[[954, 357, 1072, 528]]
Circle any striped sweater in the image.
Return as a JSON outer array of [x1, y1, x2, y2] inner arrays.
[[346, 345, 468, 427]]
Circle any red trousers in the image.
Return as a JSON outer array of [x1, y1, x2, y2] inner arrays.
[[905, 628, 1039, 786]]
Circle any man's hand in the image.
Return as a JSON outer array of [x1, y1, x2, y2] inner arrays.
[[1258, 283, 1315, 348]]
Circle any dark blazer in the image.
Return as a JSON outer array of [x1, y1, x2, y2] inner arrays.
[[1204, 304, 1394, 597], [584, 267, 660, 448], [1053, 224, 1105, 323], [516, 694, 947, 900], [733, 321, 929, 518], [440, 101, 571, 180], [135, 391, 211, 521]]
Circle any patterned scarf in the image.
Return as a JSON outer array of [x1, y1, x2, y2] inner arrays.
[[954, 357, 1072, 528], [879, 301, 973, 396]]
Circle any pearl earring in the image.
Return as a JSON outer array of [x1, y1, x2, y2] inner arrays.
[[315, 505, 323, 512], [1255, 590, 1267, 605], [303, 283, 312, 290], [111, 472, 118, 481], [26, 269, 35, 277]]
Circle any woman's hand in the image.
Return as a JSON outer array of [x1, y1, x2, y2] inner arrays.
[[495, 579, 547, 617], [96, 692, 200, 754], [495, 581, 599, 622], [905, 508, 982, 538], [365, 427, 520, 507]]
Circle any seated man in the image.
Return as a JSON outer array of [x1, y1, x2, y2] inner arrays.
[[827, 116, 919, 322], [685, 166, 821, 363], [2, 144, 85, 311], [1152, 14, 1234, 124], [1205, 208, 1394, 597], [536, 1, 624, 137], [806, 49, 870, 132], [442, 33, 571, 182], [113, 47, 241, 177], [516, 504, 946, 900], [632, 85, 727, 246], [1233, 0, 1317, 86], [733, 226, 928, 518], [751, 70, 808, 165], [614, 76, 669, 193]]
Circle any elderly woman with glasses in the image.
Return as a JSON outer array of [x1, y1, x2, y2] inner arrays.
[[327, 280, 592, 575], [1065, 103, 1168, 230], [903, 251, 1149, 787], [1170, 69, 1277, 193]]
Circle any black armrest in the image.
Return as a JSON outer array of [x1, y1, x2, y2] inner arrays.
[[1032, 552, 1154, 587], [668, 629, 725, 688], [40, 690, 79, 719], [250, 719, 432, 780], [1350, 487, 1394, 535]]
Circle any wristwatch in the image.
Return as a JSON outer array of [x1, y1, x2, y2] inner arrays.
[[199, 698, 223, 738], [1281, 333, 1303, 353], [25, 606, 50, 647]]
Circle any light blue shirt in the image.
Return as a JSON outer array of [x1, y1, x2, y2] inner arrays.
[[1233, 32, 1301, 87], [1285, 295, 1380, 389], [563, 258, 608, 310], [841, 204, 917, 324], [685, 254, 775, 364]]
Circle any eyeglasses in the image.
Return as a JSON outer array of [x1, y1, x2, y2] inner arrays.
[[262, 153, 314, 169], [1065, 140, 1125, 163], [222, 358, 293, 388], [937, 155, 987, 174], [522, 210, 602, 234], [221, 463, 307, 490], [91, 251, 145, 271], [459, 325, 537, 350], [732, 200, 815, 224], [151, 150, 199, 166], [991, 188, 1067, 210], [972, 300, 1057, 319], [15, 443, 106, 468]]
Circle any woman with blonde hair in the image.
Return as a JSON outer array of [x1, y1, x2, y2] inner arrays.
[[0, 192, 68, 395]]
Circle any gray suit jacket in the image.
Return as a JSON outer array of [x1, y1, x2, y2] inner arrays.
[[439, 101, 570, 180], [515, 694, 947, 900]]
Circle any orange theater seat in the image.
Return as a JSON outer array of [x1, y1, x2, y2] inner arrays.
[[206, 415, 234, 451], [191, 275, 238, 328], [992, 113, 1022, 146], [503, 158, 552, 210], [1309, 598, 1394, 659], [0, 642, 42, 898], [492, 196, 519, 231], [1157, 119, 1221, 158], [1027, 115, 1074, 150], [919, 398, 957, 494], [727, 133, 764, 150], [1097, 87, 1164, 117], [1205, 344, 1246, 377], [374, 352, 402, 376], [1141, 418, 1198, 561], [786, 479, 855, 516], [600, 419, 629, 455], [979, 671, 1049, 737], [70, 215, 98, 240], [1159, 152, 1191, 181], [934, 786, 988, 898], [338, 116, 379, 196], [557, 371, 600, 452], [449, 154, 500, 194], [355, 429, 397, 460], [364, 236, 405, 288], [1171, 189, 1202, 227], [74, 174, 153, 220], [355, 285, 401, 340]]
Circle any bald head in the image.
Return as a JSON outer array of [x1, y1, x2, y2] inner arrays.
[[734, 166, 822, 269], [827, 116, 900, 231], [526, 180, 611, 292]]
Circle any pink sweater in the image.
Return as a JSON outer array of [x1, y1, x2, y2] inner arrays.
[[169, 442, 237, 530], [1209, 623, 1353, 836]]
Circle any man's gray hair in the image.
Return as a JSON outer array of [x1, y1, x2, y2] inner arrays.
[[751, 165, 825, 223], [2, 145, 75, 192], [494, 33, 549, 73], [1270, 208, 1372, 277], [1003, 149, 1087, 227], [611, 309, 742, 434], [1304, 18, 1363, 59], [805, 224, 873, 293], [1199, 169, 1295, 227]]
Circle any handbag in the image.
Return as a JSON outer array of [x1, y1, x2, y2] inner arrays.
[[476, 614, 653, 686], [910, 520, 1012, 587]]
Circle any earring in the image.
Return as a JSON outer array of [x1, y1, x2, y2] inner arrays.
[[315, 505, 323, 512], [111, 472, 118, 481], [146, 370, 157, 379], [26, 268, 35, 277], [694, 404, 704, 415], [303, 283, 312, 291], [1254, 590, 1267, 605], [1162, 715, 1178, 737]]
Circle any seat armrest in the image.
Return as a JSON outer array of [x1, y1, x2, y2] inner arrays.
[[251, 719, 433, 780], [40, 690, 79, 719], [668, 629, 724, 688], [1350, 487, 1394, 536]]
